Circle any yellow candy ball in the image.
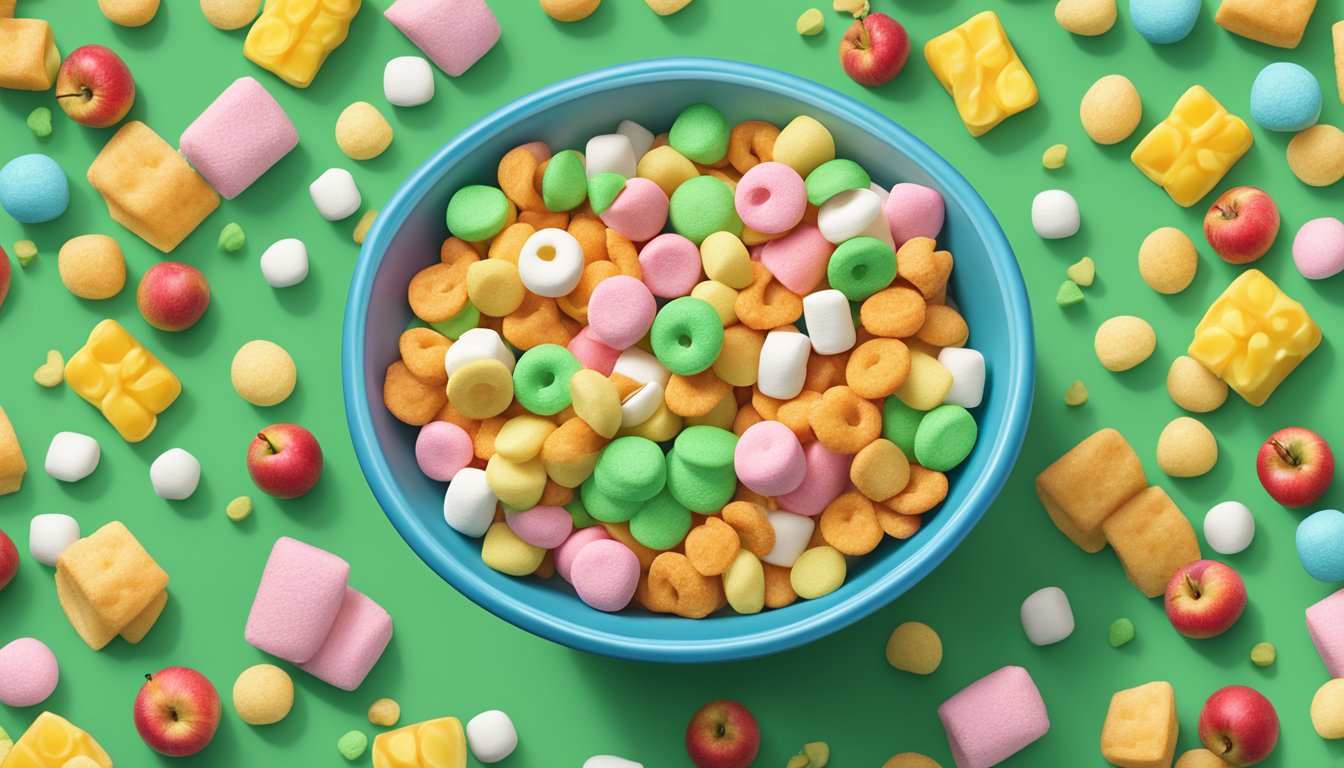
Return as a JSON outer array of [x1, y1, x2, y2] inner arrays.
[[233, 664, 294, 725], [231, 340, 298, 406], [336, 102, 394, 161]]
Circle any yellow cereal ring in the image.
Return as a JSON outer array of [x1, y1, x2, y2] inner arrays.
[[773, 115, 835, 177], [503, 294, 576, 350], [727, 120, 780, 174], [811, 386, 882, 454], [498, 142, 550, 211], [883, 464, 948, 516], [569, 369, 622, 439], [895, 238, 953, 301], [776, 390, 821, 443], [712, 325, 766, 386], [851, 439, 911, 502], [557, 260, 620, 324], [482, 521, 546, 576], [568, 214, 608, 264], [690, 280, 740, 326], [637, 145, 699, 198], [384, 361, 447, 426], [736, 262, 803, 331], [700, 231, 753, 288], [646, 552, 726, 618], [493, 414, 557, 462], [399, 328, 450, 385], [861, 284, 927, 338], [485, 453, 547, 509], [617, 401, 683, 442], [894, 352, 953, 411], [540, 416, 607, 487], [409, 259, 476, 323], [733, 402, 764, 435], [685, 516, 741, 576], [846, 338, 911, 399], [518, 209, 570, 230], [685, 391, 738, 430], [916, 305, 969, 347], [464, 259, 523, 318], [790, 546, 846, 599], [723, 549, 765, 614], [876, 506, 922, 539], [447, 359, 514, 419], [606, 228, 642, 278]]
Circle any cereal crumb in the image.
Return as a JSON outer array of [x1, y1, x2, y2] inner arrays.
[[1251, 641, 1276, 667], [885, 621, 942, 674], [27, 107, 52, 138], [1056, 280, 1084, 307], [1066, 256, 1094, 286], [368, 697, 401, 727], [1156, 416, 1217, 477], [14, 240, 37, 267], [1064, 380, 1088, 406], [1095, 315, 1156, 372], [227, 496, 253, 522], [1109, 617, 1134, 647], [33, 350, 64, 388], [354, 209, 378, 245], [797, 8, 824, 36], [804, 742, 830, 767], [219, 222, 246, 252], [787, 756, 810, 768], [337, 730, 368, 761], [1042, 143, 1068, 169]]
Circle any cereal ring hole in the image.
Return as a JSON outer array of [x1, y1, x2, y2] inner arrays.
[[747, 187, 770, 206], [537, 245, 558, 262]]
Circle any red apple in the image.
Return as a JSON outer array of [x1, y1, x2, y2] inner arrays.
[[839, 13, 910, 87], [0, 244, 10, 312], [1204, 187, 1280, 265], [133, 667, 221, 757], [55, 45, 135, 128], [1165, 560, 1246, 639], [247, 423, 322, 499], [137, 262, 210, 332], [1198, 686, 1279, 766], [685, 700, 760, 768], [1258, 427, 1334, 508], [0, 528, 18, 593]]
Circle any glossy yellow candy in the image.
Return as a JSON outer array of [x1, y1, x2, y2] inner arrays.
[[244, 0, 361, 88], [925, 11, 1039, 137], [372, 716, 468, 768], [1188, 269, 1320, 406], [4, 712, 113, 768], [1132, 86, 1252, 208], [65, 319, 182, 442]]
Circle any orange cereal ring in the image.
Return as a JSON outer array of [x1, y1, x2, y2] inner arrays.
[[700, 167, 740, 186], [851, 438, 911, 502], [646, 552, 726, 619], [447, 359, 514, 419], [896, 238, 954, 300], [433, 399, 481, 439], [665, 370, 732, 418], [722, 501, 775, 557], [735, 262, 803, 331], [860, 284, 926, 339], [568, 214, 608, 264], [846, 338, 911, 399], [734, 386, 753, 406], [467, 258, 526, 317], [712, 324, 765, 387], [685, 391, 737, 430], [811, 386, 882, 454], [763, 563, 798, 609], [399, 327, 451, 385], [488, 222, 535, 264], [539, 479, 574, 507], [498, 141, 550, 211], [728, 120, 780, 174], [917, 304, 969, 348], [606, 229, 642, 279], [604, 522, 662, 571], [804, 351, 849, 393], [751, 388, 785, 420], [733, 403, 764, 436], [883, 464, 948, 516], [650, 132, 669, 150], [518, 209, 570, 230], [557, 259, 620, 324], [408, 261, 473, 323], [684, 517, 741, 576], [776, 389, 821, 443], [503, 293, 574, 350], [541, 416, 607, 487], [473, 415, 506, 461], [734, 487, 773, 508], [383, 361, 447, 426], [441, 236, 482, 266], [876, 507, 922, 539]]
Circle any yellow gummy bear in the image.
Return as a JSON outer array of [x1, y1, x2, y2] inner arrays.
[[244, 0, 362, 89], [65, 319, 182, 442], [372, 717, 467, 768], [924, 11, 1039, 137], [1132, 85, 1253, 207], [3, 712, 113, 768]]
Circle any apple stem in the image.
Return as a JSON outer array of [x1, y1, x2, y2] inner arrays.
[[145, 673, 153, 682], [1271, 439, 1298, 467], [55, 87, 94, 102], [1220, 736, 1233, 756], [1213, 204, 1236, 221], [855, 18, 870, 50], [259, 432, 278, 454], [1185, 574, 1201, 600]]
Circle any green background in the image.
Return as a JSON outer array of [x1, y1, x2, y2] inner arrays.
[[2, 0, 1343, 765]]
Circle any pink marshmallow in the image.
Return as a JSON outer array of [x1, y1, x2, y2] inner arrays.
[[384, 0, 500, 77], [587, 274, 657, 350], [245, 537, 350, 665], [759, 224, 835, 295], [555, 525, 611, 582], [638, 233, 702, 298], [1308, 588, 1344, 677], [0, 637, 59, 707], [734, 420, 806, 497], [179, 77, 298, 200], [938, 666, 1049, 768], [600, 177, 669, 243], [505, 505, 573, 549], [1293, 217, 1344, 280], [885, 183, 946, 247], [775, 442, 852, 517], [568, 327, 620, 375], [416, 421, 474, 482], [570, 539, 640, 612], [735, 162, 807, 234], [297, 587, 393, 691]]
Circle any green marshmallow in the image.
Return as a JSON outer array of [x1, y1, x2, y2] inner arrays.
[[1056, 279, 1084, 307], [446, 184, 510, 242], [218, 222, 245, 252], [650, 297, 725, 375], [13, 240, 37, 267], [588, 172, 625, 215], [26, 107, 51, 138], [827, 236, 897, 301], [668, 103, 730, 165], [565, 497, 597, 529], [629, 486, 693, 550], [594, 436, 667, 502], [580, 478, 639, 523], [429, 302, 481, 340], [669, 175, 742, 244], [881, 397, 925, 457], [542, 150, 588, 212], [913, 404, 978, 472], [666, 452, 736, 513], [1108, 618, 1135, 648], [513, 343, 582, 415], [672, 425, 738, 471], [805, 159, 871, 206], [337, 730, 368, 761]]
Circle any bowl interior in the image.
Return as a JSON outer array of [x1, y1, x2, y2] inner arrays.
[[345, 58, 1034, 663]]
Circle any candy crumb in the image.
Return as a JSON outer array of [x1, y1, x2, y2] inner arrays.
[[1064, 380, 1089, 407], [227, 496, 253, 522], [1108, 617, 1134, 647], [1251, 641, 1276, 667], [1043, 143, 1068, 169]]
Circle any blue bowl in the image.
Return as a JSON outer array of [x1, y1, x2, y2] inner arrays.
[[344, 58, 1034, 664]]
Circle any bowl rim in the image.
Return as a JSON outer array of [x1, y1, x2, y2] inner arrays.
[[344, 57, 1035, 663]]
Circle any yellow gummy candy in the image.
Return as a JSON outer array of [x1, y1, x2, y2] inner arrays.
[[65, 319, 181, 442], [3, 712, 113, 768], [1132, 86, 1252, 208], [244, 0, 361, 88], [925, 11, 1039, 137], [372, 716, 467, 768]]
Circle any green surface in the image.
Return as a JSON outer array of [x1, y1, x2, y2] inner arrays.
[[1, 1, 1343, 765]]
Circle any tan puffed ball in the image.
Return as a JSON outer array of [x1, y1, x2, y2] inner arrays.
[[201, 0, 260, 29], [99, 0, 159, 25], [1167, 356, 1228, 413], [1287, 125, 1344, 187], [1080, 75, 1141, 145], [1312, 678, 1344, 738], [1175, 750, 1231, 768], [1094, 316, 1155, 372], [1138, 226, 1198, 294], [336, 102, 394, 161], [368, 697, 401, 727], [1157, 416, 1217, 477], [231, 340, 297, 406], [58, 235, 126, 300], [233, 664, 294, 726], [1055, 0, 1116, 35], [541, 0, 601, 21], [885, 621, 942, 675], [883, 755, 943, 768]]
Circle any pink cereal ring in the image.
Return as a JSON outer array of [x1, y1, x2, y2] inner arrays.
[[567, 326, 621, 375], [570, 539, 641, 612], [415, 421, 474, 481], [555, 525, 611, 582], [638, 233, 702, 298], [885, 183, 945, 247], [587, 274, 657, 350], [776, 441, 852, 517], [735, 161, 807, 235], [759, 224, 835, 295], [600, 177, 669, 243], [505, 505, 573, 549], [734, 420, 806, 497]]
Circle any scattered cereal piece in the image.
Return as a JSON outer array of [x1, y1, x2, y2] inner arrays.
[[99, 0, 159, 26], [1064, 380, 1088, 406], [150, 448, 201, 500], [233, 664, 294, 725], [646, 0, 692, 14], [368, 697, 401, 727], [14, 239, 37, 267], [219, 222, 246, 252], [1138, 226, 1197, 294], [1108, 617, 1134, 647], [1251, 641, 1276, 668], [336, 102, 394, 161], [1100, 681, 1178, 768], [33, 350, 63, 388], [1313, 678, 1344, 738], [1215, 0, 1315, 48], [386, 0, 500, 76], [542, 0, 601, 21], [384, 56, 435, 107], [1020, 586, 1074, 646], [310, 168, 361, 221], [1251, 63, 1321, 133], [833, 0, 867, 16], [466, 710, 518, 764], [26, 107, 51, 138], [232, 340, 298, 406], [89, 122, 219, 250], [353, 209, 378, 245], [0, 637, 59, 707], [29, 513, 80, 566], [227, 496, 253, 522], [926, 12, 1039, 137], [1130, 0, 1197, 43], [1055, 0, 1116, 35], [58, 235, 125, 301], [260, 238, 309, 288], [1067, 256, 1094, 286], [786, 754, 809, 768], [201, 0, 260, 29], [1204, 501, 1254, 555], [885, 621, 942, 674], [1105, 486, 1202, 597], [938, 667, 1048, 768], [1293, 217, 1344, 280], [1042, 143, 1068, 169], [1132, 86, 1251, 208], [338, 730, 368, 761], [1080, 75, 1142, 145], [0, 18, 59, 91], [803, 742, 830, 767], [0, 154, 68, 224], [45, 432, 100, 483], [55, 521, 169, 649], [1032, 189, 1079, 239], [797, 8, 824, 36], [883, 755, 942, 768], [1156, 416, 1217, 477], [1037, 428, 1147, 552], [1056, 280, 1084, 307], [1095, 316, 1155, 371]]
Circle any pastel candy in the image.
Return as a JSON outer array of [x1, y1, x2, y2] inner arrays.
[[938, 666, 1050, 768], [759, 224, 835, 294], [570, 538, 641, 611], [245, 537, 351, 664], [618, 119, 655, 158], [384, 55, 435, 107], [776, 441, 852, 516], [734, 420, 806, 497], [584, 134, 637, 179], [1250, 62, 1320, 132], [466, 710, 518, 764], [443, 467, 498, 538], [817, 187, 884, 244], [45, 431, 100, 483], [762, 510, 815, 567], [588, 274, 656, 349], [1293, 217, 1344, 280], [179, 77, 298, 200], [30, 513, 80, 566], [939, 347, 986, 409], [309, 168, 360, 221], [149, 448, 201, 500], [802, 289, 856, 355], [506, 505, 573, 549], [600, 176, 669, 242], [445, 327, 515, 376], [568, 327, 621, 375], [555, 525, 611, 582], [1298, 509, 1344, 581], [0, 637, 58, 707], [1020, 586, 1074, 646], [297, 587, 392, 691], [0, 154, 68, 224], [613, 347, 671, 389], [734, 162, 807, 234], [639, 233, 702, 298], [669, 175, 743, 244], [1308, 588, 1344, 677], [757, 330, 811, 400], [260, 238, 308, 288], [886, 183, 946, 246], [415, 421, 474, 481], [1032, 189, 1080, 239], [384, 0, 501, 76], [519, 228, 584, 297], [1130, 0, 1199, 43]]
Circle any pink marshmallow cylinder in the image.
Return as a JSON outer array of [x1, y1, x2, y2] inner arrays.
[[415, 421, 474, 482], [734, 420, 806, 497], [587, 274, 657, 350], [885, 183, 946, 247], [759, 224, 835, 295], [568, 327, 621, 376], [638, 233, 703, 298], [570, 539, 641, 612], [505, 505, 574, 549], [735, 162, 807, 234], [776, 442, 853, 516], [555, 525, 612, 583], [600, 177, 669, 243]]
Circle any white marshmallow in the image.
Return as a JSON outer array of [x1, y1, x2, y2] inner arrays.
[[1205, 501, 1255, 555], [617, 119, 655, 160], [445, 328, 515, 376], [585, 758, 643, 768], [801, 289, 856, 355], [762, 510, 815, 567], [518, 228, 585, 298], [466, 710, 518, 764], [1031, 189, 1080, 239], [260, 238, 308, 288], [584, 134, 637, 179], [757, 331, 811, 400], [150, 448, 201, 500], [612, 347, 671, 389], [620, 381, 664, 428], [817, 187, 883, 244], [1020, 586, 1074, 646], [383, 56, 434, 107], [309, 168, 361, 221], [443, 468, 497, 538], [45, 432, 99, 483], [29, 514, 80, 566], [939, 347, 985, 409]]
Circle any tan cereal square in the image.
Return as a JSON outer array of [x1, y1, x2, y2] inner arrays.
[[1101, 681, 1179, 768], [56, 521, 169, 635], [1216, 0, 1316, 48], [1037, 429, 1147, 553], [1103, 486, 1202, 597]]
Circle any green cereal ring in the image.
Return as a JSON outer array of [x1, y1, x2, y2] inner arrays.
[[672, 425, 738, 471], [580, 477, 639, 523], [668, 103, 730, 165], [565, 497, 597, 529], [913, 404, 978, 471], [669, 175, 743, 245], [337, 730, 368, 761], [666, 452, 736, 513], [594, 436, 667, 502], [881, 397, 925, 457], [27, 107, 52, 138], [650, 297, 725, 375], [1109, 618, 1135, 648], [429, 302, 481, 340], [827, 236, 897, 301], [588, 172, 625, 215], [513, 343, 582, 415], [445, 185, 510, 242], [805, 159, 871, 206], [542, 149, 588, 212], [629, 486, 693, 550]]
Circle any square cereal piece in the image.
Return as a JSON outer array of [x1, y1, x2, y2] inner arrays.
[[6, 712, 113, 768], [0, 405, 26, 495], [1101, 681, 1179, 768], [924, 11, 1038, 137], [1102, 486, 1201, 597], [1132, 86, 1252, 208], [56, 521, 169, 635], [1216, 0, 1317, 48], [180, 77, 298, 200], [1188, 269, 1320, 406], [298, 587, 393, 691], [938, 666, 1049, 768], [87, 121, 220, 253], [1336, 22, 1344, 105], [1036, 429, 1147, 553], [120, 589, 167, 644], [1307, 588, 1344, 677], [244, 0, 360, 88], [56, 568, 120, 650], [245, 537, 351, 664], [385, 0, 501, 77], [0, 18, 58, 90]]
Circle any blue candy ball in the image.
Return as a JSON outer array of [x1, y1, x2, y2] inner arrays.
[[1130, 0, 1200, 44], [0, 154, 69, 224], [1297, 509, 1344, 581], [1251, 62, 1322, 132]]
